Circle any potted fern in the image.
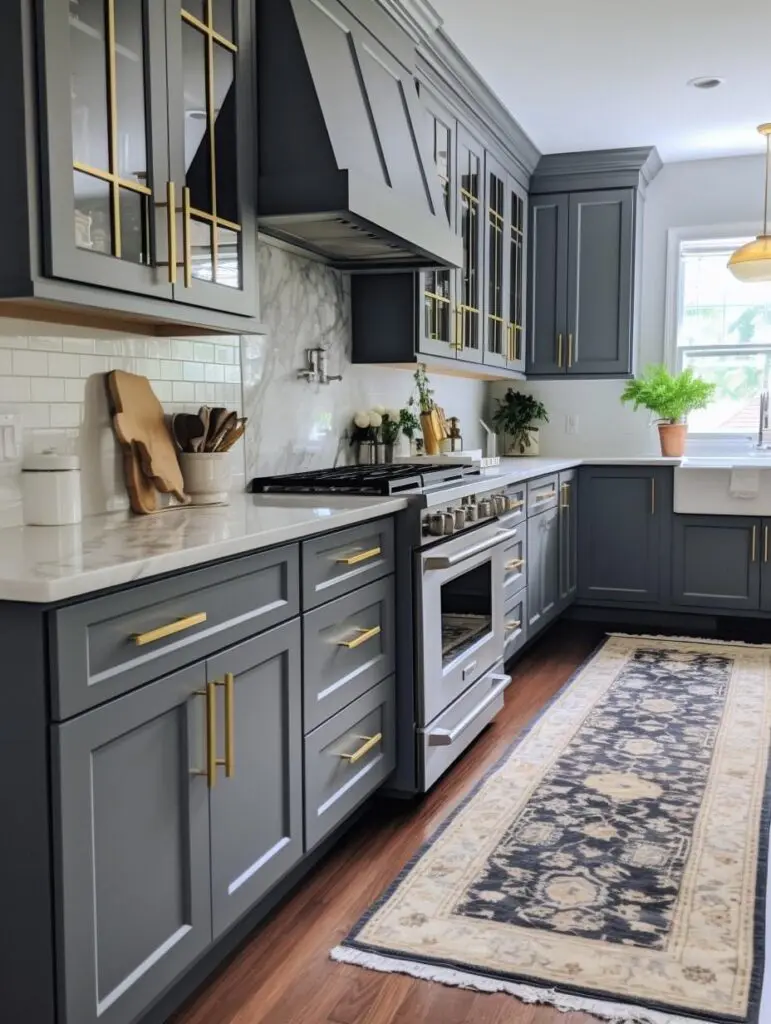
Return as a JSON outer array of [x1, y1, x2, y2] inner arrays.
[[620, 365, 716, 456]]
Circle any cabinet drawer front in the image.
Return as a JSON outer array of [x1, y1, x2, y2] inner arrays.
[[302, 518, 394, 610], [304, 576, 395, 732], [527, 475, 559, 515], [501, 483, 527, 527], [502, 521, 527, 599], [504, 589, 528, 661], [304, 678, 395, 850], [50, 545, 300, 720], [421, 663, 510, 791]]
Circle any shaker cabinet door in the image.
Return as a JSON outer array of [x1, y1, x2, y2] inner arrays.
[[559, 470, 578, 608], [483, 152, 510, 371], [527, 506, 560, 634], [671, 516, 761, 611], [52, 663, 212, 1024], [455, 125, 485, 364], [527, 193, 569, 374], [40, 0, 173, 298], [506, 176, 527, 373], [208, 620, 303, 938], [165, 0, 258, 315]]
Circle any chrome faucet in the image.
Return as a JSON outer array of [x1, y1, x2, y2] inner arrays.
[[297, 347, 343, 385], [758, 391, 770, 448]]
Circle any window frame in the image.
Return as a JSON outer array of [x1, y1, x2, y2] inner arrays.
[[664, 222, 768, 441]]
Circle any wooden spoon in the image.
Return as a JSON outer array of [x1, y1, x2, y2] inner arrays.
[[172, 412, 206, 453], [210, 410, 238, 452], [195, 406, 211, 453]]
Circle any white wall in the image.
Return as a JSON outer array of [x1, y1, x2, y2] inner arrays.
[[490, 154, 767, 456]]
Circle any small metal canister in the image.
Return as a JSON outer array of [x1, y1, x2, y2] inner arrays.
[[493, 494, 507, 515], [465, 502, 478, 523], [452, 507, 467, 531], [478, 498, 492, 518]]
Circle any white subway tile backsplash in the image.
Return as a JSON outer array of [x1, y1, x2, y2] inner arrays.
[[224, 364, 240, 384], [13, 350, 49, 376], [31, 378, 65, 402], [183, 361, 205, 382], [173, 381, 196, 402], [0, 351, 11, 376], [151, 380, 173, 402], [28, 336, 63, 352], [0, 337, 27, 349], [62, 338, 95, 354], [50, 404, 82, 428], [21, 404, 51, 428], [80, 354, 108, 376], [0, 378, 30, 402], [136, 358, 161, 379], [64, 378, 86, 403], [49, 352, 81, 377], [215, 345, 235, 364], [172, 339, 194, 361], [205, 363, 225, 383]]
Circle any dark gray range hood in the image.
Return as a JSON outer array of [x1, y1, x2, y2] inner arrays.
[[256, 0, 462, 271]]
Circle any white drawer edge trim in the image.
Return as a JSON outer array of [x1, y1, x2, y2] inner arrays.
[[316, 755, 382, 816]]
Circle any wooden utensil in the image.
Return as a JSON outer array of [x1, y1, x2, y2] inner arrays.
[[204, 406, 227, 452], [107, 371, 189, 513], [196, 406, 211, 453], [172, 412, 206, 453], [216, 418, 247, 452], [209, 410, 237, 452]]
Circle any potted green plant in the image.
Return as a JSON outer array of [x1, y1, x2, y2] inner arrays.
[[620, 365, 716, 457], [399, 405, 421, 456], [492, 389, 549, 456], [413, 364, 442, 454]]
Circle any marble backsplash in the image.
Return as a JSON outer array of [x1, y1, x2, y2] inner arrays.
[[242, 242, 487, 480]]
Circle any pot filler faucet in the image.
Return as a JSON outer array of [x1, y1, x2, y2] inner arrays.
[[758, 391, 770, 448], [297, 347, 343, 385]]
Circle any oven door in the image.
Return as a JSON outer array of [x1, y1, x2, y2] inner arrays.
[[416, 522, 511, 726]]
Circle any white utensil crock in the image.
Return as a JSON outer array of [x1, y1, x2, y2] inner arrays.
[[179, 452, 231, 505]]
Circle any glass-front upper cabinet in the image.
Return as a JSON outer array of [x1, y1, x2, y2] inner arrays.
[[507, 178, 527, 372], [166, 0, 257, 314], [456, 126, 485, 364], [38, 0, 256, 317], [484, 153, 509, 370], [420, 91, 458, 359]]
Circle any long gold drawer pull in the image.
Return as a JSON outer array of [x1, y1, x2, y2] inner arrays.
[[651, 477, 656, 515], [568, 332, 574, 368], [339, 733, 382, 765], [533, 491, 557, 504], [752, 524, 757, 562], [505, 558, 525, 571], [193, 682, 218, 788], [765, 525, 769, 564], [557, 333, 563, 368], [131, 612, 207, 646], [505, 619, 522, 633], [182, 186, 192, 288], [508, 499, 524, 511], [216, 673, 235, 778], [335, 546, 381, 566], [337, 625, 381, 650], [166, 180, 177, 285]]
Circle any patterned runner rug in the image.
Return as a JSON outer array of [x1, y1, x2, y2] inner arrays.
[[332, 635, 771, 1024]]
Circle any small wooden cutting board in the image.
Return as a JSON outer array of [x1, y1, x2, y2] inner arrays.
[[107, 371, 189, 513]]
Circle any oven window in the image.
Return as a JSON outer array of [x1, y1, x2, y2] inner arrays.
[[440, 561, 492, 665]]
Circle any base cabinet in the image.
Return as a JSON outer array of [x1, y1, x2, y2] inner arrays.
[[527, 505, 560, 632], [671, 516, 760, 611], [53, 663, 213, 1024], [558, 470, 578, 610]]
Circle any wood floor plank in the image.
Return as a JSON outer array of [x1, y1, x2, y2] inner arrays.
[[173, 622, 604, 1024]]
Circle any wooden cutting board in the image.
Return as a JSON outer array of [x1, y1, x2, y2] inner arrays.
[[107, 371, 188, 513]]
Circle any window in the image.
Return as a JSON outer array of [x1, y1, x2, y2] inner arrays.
[[672, 236, 771, 435]]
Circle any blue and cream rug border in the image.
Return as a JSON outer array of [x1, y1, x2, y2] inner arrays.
[[332, 635, 771, 1024]]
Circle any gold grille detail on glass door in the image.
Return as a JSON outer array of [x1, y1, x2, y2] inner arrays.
[[181, 0, 242, 287], [458, 143, 481, 353], [487, 171, 505, 357], [508, 190, 524, 362], [424, 116, 452, 345]]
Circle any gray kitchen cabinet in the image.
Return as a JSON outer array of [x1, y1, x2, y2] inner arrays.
[[208, 621, 303, 938], [506, 174, 527, 373], [484, 151, 510, 371], [527, 505, 560, 633], [761, 521, 771, 611], [558, 470, 578, 610], [578, 466, 669, 604], [0, 0, 260, 336], [52, 663, 212, 1024], [671, 516, 761, 611], [527, 194, 569, 375]]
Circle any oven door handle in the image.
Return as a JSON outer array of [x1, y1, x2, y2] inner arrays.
[[426, 674, 511, 746], [423, 527, 519, 569]]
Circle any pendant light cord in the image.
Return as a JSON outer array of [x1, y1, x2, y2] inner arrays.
[[765, 132, 770, 236]]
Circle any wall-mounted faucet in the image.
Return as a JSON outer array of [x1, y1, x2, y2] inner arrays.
[[758, 390, 770, 448], [297, 347, 343, 385]]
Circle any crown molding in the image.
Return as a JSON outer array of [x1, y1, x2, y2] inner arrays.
[[530, 146, 663, 195], [374, 0, 443, 42]]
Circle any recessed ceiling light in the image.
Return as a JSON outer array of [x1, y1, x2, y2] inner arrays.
[[687, 76, 725, 90]]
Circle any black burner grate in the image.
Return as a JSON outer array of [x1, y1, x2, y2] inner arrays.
[[249, 463, 479, 496]]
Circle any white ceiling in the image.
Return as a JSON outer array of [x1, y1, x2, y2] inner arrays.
[[429, 0, 771, 163]]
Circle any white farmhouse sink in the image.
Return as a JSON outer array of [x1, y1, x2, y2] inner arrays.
[[675, 459, 771, 515]]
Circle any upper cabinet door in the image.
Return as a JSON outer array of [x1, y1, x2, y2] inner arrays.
[[456, 126, 485, 364], [483, 153, 509, 371], [527, 194, 569, 375], [507, 176, 527, 372], [40, 0, 173, 299], [165, 0, 257, 316], [419, 91, 458, 360], [567, 189, 634, 375]]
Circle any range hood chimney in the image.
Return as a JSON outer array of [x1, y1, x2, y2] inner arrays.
[[256, 0, 462, 271]]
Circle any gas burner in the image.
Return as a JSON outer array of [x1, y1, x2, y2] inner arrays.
[[248, 463, 481, 496]]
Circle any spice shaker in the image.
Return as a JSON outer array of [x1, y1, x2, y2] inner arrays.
[[22, 451, 82, 526]]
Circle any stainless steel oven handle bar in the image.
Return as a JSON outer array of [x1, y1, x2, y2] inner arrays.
[[423, 527, 520, 570], [426, 674, 511, 746]]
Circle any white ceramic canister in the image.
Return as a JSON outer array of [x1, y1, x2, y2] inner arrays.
[[179, 452, 232, 505], [22, 452, 82, 526]]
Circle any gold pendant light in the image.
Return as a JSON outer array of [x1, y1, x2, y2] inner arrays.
[[728, 123, 771, 282]]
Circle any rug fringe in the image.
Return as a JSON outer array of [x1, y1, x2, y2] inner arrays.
[[608, 631, 771, 649], [330, 945, 717, 1024]]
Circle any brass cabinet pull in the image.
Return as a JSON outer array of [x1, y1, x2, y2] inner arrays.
[[456, 307, 466, 351], [557, 333, 563, 368], [752, 524, 758, 562], [216, 672, 235, 778], [336, 546, 381, 566], [182, 185, 192, 288], [339, 732, 382, 765], [560, 482, 571, 509], [166, 181, 177, 285], [534, 490, 557, 504], [505, 619, 522, 633], [650, 477, 656, 516], [567, 333, 574, 368], [505, 558, 525, 572], [337, 625, 381, 649], [193, 681, 218, 788], [765, 525, 769, 563], [131, 612, 207, 646]]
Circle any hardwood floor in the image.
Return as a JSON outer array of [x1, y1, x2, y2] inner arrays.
[[172, 622, 605, 1024]]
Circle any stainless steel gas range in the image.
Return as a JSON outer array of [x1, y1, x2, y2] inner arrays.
[[250, 463, 523, 794]]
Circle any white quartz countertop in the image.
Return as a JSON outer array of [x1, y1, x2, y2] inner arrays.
[[0, 455, 684, 603], [0, 493, 409, 603]]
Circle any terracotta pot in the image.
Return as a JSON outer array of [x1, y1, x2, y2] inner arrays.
[[658, 422, 687, 457], [420, 409, 443, 455]]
